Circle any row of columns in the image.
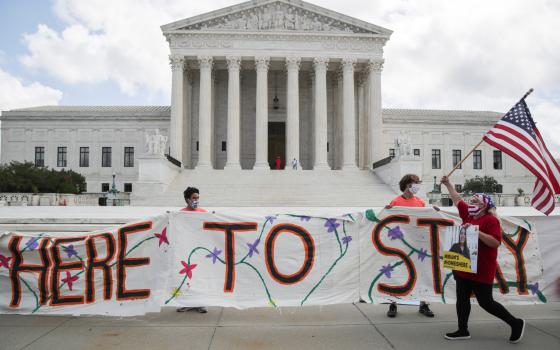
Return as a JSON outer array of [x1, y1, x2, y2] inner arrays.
[[169, 55, 384, 170]]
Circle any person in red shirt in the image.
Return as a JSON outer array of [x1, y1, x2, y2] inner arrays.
[[441, 176, 525, 343], [177, 187, 207, 313], [275, 156, 282, 170], [385, 174, 434, 318]]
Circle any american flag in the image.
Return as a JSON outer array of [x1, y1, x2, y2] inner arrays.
[[483, 100, 560, 215]]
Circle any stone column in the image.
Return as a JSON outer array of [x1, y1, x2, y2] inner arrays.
[[169, 55, 185, 164], [183, 67, 193, 168], [342, 57, 358, 170], [286, 56, 301, 169], [367, 59, 384, 166], [225, 56, 242, 170], [196, 56, 213, 169], [254, 56, 270, 170], [313, 57, 330, 170], [357, 72, 368, 169]]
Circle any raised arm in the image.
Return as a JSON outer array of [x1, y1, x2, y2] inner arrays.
[[440, 176, 462, 206]]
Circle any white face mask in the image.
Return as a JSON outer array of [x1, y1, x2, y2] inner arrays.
[[409, 183, 421, 194], [190, 200, 199, 209]]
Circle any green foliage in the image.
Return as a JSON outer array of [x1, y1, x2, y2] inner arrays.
[[0, 161, 86, 194], [462, 176, 501, 194]]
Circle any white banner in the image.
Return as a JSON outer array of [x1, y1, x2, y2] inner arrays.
[[0, 208, 550, 315]]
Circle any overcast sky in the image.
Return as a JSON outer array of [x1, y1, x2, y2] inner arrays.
[[1, 0, 559, 156]]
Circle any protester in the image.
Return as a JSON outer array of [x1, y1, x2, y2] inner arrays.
[[177, 186, 207, 313], [441, 175, 525, 343], [385, 174, 434, 318]]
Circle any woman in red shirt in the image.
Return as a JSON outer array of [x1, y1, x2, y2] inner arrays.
[[441, 176, 525, 343]]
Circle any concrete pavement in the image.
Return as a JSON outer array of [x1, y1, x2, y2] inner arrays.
[[1, 302, 558, 350]]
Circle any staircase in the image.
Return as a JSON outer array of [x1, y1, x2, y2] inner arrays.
[[132, 169, 397, 207]]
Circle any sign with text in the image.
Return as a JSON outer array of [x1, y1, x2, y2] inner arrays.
[[443, 225, 479, 273]]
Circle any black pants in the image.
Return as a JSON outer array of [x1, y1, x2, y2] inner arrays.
[[454, 274, 518, 331]]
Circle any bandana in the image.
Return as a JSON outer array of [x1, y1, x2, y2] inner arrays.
[[468, 193, 495, 216]]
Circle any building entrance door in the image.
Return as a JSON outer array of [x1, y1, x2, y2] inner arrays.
[[268, 122, 285, 169]]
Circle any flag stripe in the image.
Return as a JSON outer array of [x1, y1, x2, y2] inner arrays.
[[485, 131, 548, 175]]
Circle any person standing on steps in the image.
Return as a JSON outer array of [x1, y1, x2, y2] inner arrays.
[[385, 174, 435, 318], [441, 175, 525, 343], [275, 156, 282, 170], [177, 186, 208, 314]]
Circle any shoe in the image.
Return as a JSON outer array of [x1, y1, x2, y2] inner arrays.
[[444, 329, 471, 340], [509, 319, 525, 343], [387, 302, 397, 318], [176, 307, 188, 312], [419, 303, 435, 317], [189, 307, 207, 314]]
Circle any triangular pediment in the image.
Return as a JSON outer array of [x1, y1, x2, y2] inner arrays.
[[162, 0, 392, 36]]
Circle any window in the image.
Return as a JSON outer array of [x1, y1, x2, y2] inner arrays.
[[413, 149, 420, 156], [493, 150, 503, 170], [455, 184, 463, 192], [35, 147, 45, 167], [221, 141, 226, 152], [57, 147, 67, 167], [452, 150, 462, 169], [80, 147, 89, 167], [101, 183, 110, 192], [389, 149, 395, 159], [102, 147, 112, 167], [124, 183, 133, 192], [432, 149, 441, 169], [473, 150, 482, 169], [124, 147, 134, 167]]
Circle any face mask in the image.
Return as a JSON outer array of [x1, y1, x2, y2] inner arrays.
[[409, 183, 421, 194], [468, 204, 483, 216], [190, 200, 199, 209]]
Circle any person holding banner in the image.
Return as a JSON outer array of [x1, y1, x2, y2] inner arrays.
[[441, 176, 525, 343], [177, 186, 208, 313], [385, 174, 434, 318]]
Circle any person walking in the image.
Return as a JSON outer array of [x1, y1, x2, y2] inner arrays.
[[441, 175, 525, 343], [385, 174, 434, 318]]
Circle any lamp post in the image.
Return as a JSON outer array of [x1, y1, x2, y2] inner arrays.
[[109, 172, 119, 206], [427, 176, 441, 205]]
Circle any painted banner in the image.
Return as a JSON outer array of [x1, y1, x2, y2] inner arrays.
[[0, 208, 548, 315]]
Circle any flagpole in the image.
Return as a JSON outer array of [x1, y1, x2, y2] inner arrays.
[[445, 88, 534, 179]]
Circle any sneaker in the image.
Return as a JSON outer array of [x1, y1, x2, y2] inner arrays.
[[509, 319, 525, 343], [189, 307, 208, 314], [444, 329, 471, 340], [176, 307, 188, 312], [387, 302, 397, 318], [419, 303, 435, 317]]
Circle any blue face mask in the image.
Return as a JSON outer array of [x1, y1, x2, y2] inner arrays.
[[190, 200, 199, 209]]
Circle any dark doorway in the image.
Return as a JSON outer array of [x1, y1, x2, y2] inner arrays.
[[268, 122, 285, 169]]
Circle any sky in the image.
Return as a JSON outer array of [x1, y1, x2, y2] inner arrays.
[[0, 0, 559, 156]]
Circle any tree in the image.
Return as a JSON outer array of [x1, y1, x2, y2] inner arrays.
[[0, 162, 86, 194], [462, 176, 502, 194]]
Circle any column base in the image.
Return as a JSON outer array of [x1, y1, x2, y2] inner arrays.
[[224, 163, 242, 170], [253, 162, 271, 171], [195, 162, 213, 170], [342, 163, 359, 171], [313, 163, 331, 171]]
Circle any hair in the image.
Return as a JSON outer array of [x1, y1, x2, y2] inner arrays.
[[399, 174, 419, 192], [183, 187, 199, 201]]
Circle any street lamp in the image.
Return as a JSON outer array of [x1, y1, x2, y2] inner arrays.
[[427, 176, 441, 205], [109, 172, 119, 206]]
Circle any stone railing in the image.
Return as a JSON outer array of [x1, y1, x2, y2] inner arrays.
[[439, 193, 560, 207], [0, 193, 130, 206]]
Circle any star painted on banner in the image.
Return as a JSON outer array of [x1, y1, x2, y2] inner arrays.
[[247, 239, 260, 258], [387, 226, 404, 240], [417, 248, 428, 262], [179, 261, 197, 279], [154, 227, 169, 247], [25, 237, 39, 251], [528, 283, 540, 295], [379, 264, 394, 278], [324, 218, 340, 233], [0, 254, 11, 269], [341, 236, 352, 244], [206, 247, 222, 264], [61, 271, 79, 291], [63, 244, 78, 259], [265, 215, 277, 225]]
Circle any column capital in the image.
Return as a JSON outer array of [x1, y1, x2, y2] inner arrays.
[[341, 57, 357, 71], [255, 56, 270, 72], [197, 56, 214, 70], [367, 59, 384, 73], [313, 57, 329, 71], [226, 56, 242, 70], [169, 55, 185, 72], [285, 56, 301, 71]]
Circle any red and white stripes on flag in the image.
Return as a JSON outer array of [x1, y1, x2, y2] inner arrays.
[[483, 100, 560, 215]]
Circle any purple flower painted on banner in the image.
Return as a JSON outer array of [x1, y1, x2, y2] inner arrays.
[[379, 264, 394, 278], [324, 218, 340, 233], [417, 248, 428, 262], [387, 226, 404, 240], [63, 244, 78, 259], [265, 216, 277, 225], [247, 239, 260, 258], [529, 283, 539, 295], [25, 238, 39, 251], [300, 216, 311, 222], [341, 236, 352, 244], [205, 247, 222, 264]]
